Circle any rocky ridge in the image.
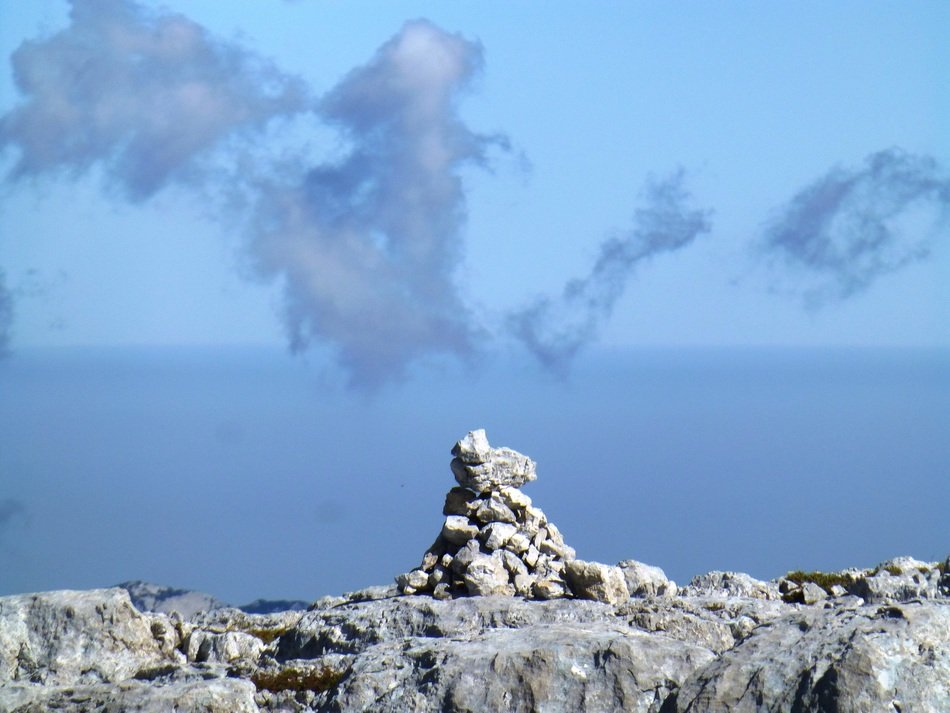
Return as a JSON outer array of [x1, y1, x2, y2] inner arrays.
[[1, 431, 947, 712], [117, 580, 309, 618]]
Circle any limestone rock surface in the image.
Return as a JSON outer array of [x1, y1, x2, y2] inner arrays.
[[666, 600, 950, 712], [0, 588, 180, 686], [2, 565, 948, 712]]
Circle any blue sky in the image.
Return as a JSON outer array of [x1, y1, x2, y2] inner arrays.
[[0, 1, 947, 601], [1, 0, 947, 372]]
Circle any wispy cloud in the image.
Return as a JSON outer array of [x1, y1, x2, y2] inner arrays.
[[0, 4, 504, 387], [0, 0, 306, 200], [761, 148, 950, 306], [248, 20, 505, 387], [0, 269, 12, 357], [509, 170, 712, 370]]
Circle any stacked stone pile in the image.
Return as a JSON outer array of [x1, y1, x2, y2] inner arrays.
[[396, 429, 580, 600]]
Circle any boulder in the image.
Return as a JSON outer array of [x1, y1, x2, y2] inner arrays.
[[0, 588, 180, 685], [668, 600, 950, 712], [563, 560, 630, 605], [618, 559, 677, 597], [450, 429, 537, 493]]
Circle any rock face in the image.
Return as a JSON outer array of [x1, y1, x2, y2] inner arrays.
[[666, 600, 950, 712], [1, 567, 947, 713], [396, 429, 582, 601]]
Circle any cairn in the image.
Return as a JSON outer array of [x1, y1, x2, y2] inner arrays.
[[396, 429, 579, 600]]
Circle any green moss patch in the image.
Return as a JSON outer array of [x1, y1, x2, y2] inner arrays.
[[783, 570, 856, 594], [251, 665, 346, 694], [244, 626, 289, 645]]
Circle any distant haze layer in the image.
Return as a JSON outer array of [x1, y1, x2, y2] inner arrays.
[[0, 345, 946, 604]]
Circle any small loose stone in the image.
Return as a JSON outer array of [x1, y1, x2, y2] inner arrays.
[[441, 515, 479, 545], [481, 522, 517, 551]]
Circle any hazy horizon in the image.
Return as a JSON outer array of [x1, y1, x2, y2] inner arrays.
[[2, 344, 946, 604]]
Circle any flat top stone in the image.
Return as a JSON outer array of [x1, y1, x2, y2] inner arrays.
[[451, 430, 537, 493]]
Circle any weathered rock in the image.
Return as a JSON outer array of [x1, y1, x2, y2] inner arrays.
[[440, 514, 478, 545], [668, 600, 950, 712], [463, 553, 513, 596], [774, 556, 947, 605], [563, 560, 630, 605], [800, 581, 828, 604], [441, 486, 477, 516], [506, 531, 531, 554], [450, 429, 537, 493], [618, 595, 788, 654], [450, 428, 492, 464], [394, 568, 429, 594], [532, 577, 571, 600], [0, 678, 260, 713], [184, 630, 264, 664], [0, 588, 180, 685], [473, 496, 518, 525], [849, 557, 944, 603], [2, 562, 948, 713], [498, 485, 531, 510], [684, 570, 780, 600], [480, 521, 517, 551], [619, 559, 677, 598]]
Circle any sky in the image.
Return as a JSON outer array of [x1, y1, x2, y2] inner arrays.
[[0, 1, 947, 602]]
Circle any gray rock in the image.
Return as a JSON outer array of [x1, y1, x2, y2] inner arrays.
[[0, 678, 259, 713], [324, 620, 713, 713], [619, 560, 677, 598], [442, 486, 477, 516], [563, 560, 630, 605], [850, 558, 944, 603], [473, 496, 518, 525], [117, 581, 227, 619], [669, 600, 950, 712], [183, 630, 264, 664], [2, 566, 948, 713], [480, 521, 517, 551], [450, 430, 537, 493], [506, 531, 531, 554], [684, 570, 780, 600], [773, 557, 947, 605], [397, 431, 579, 599], [450, 428, 492, 464], [498, 485, 532, 510], [440, 514, 478, 545], [0, 588, 180, 685], [463, 553, 513, 596], [395, 568, 430, 594], [801, 581, 828, 604]]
